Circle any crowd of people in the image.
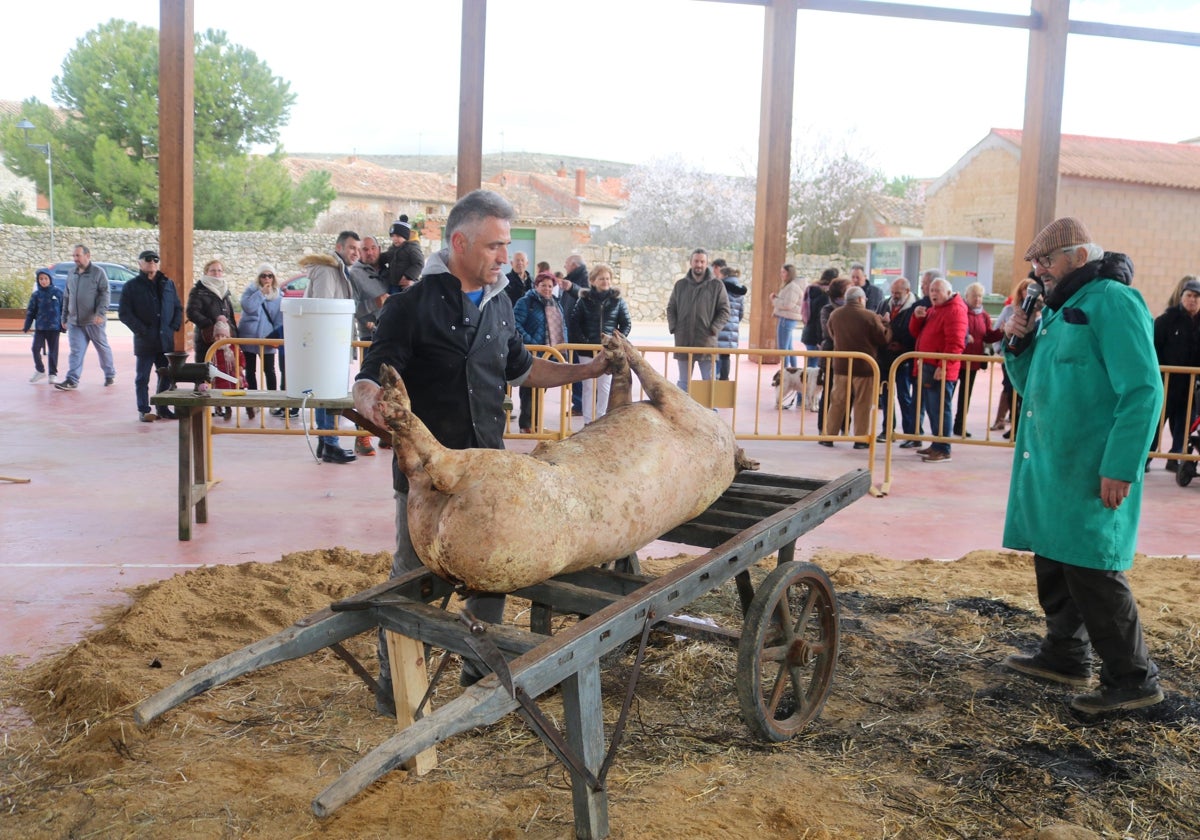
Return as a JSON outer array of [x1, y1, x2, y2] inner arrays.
[[20, 220, 1198, 471], [18, 201, 1188, 717]]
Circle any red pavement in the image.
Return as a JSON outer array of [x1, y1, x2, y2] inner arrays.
[[1, 320, 1194, 666]]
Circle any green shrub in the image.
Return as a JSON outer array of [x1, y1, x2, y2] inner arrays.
[[0, 274, 32, 309]]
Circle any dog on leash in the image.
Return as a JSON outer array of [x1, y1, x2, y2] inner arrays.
[[771, 366, 805, 410]]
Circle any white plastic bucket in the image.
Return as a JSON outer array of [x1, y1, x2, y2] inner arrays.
[[280, 297, 355, 398]]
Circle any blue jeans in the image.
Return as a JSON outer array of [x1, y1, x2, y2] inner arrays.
[[776, 318, 797, 367], [65, 321, 116, 384], [134, 353, 171, 413], [315, 408, 340, 449], [921, 378, 956, 454], [803, 343, 821, 369], [895, 364, 917, 434], [676, 355, 713, 390]]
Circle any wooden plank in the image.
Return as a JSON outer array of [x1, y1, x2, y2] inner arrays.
[[330, 568, 453, 611], [134, 608, 377, 725], [514, 579, 624, 617], [386, 632, 437, 774], [177, 406, 193, 540], [729, 472, 826, 491], [722, 484, 807, 503], [562, 659, 608, 839], [152, 390, 354, 409], [374, 599, 545, 660], [656, 521, 744, 549]]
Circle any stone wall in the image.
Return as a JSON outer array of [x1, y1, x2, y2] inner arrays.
[[0, 224, 847, 322], [0, 224, 333, 285]]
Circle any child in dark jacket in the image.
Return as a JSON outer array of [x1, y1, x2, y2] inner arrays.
[[23, 269, 65, 383]]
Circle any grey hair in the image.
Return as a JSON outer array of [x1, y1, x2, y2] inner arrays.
[[73, 243, 91, 255], [930, 277, 953, 294], [845, 286, 866, 302], [445, 189, 515, 243], [922, 268, 943, 281], [1081, 243, 1104, 262]]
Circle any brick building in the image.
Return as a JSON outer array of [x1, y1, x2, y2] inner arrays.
[[925, 128, 1200, 308]]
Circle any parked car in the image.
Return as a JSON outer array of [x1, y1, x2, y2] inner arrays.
[[280, 274, 308, 297], [46, 261, 137, 312]]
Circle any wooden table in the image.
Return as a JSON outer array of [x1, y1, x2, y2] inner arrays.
[[151, 390, 355, 541]]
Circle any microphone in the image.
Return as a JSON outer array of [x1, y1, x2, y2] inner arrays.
[[1007, 282, 1043, 350]]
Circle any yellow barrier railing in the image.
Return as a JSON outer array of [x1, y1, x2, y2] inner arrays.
[[195, 337, 1200, 493]]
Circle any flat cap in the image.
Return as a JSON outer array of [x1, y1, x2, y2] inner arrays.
[[1183, 278, 1200, 296], [138, 249, 160, 262], [1022, 217, 1092, 262]]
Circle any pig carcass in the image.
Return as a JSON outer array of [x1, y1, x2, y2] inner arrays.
[[377, 330, 758, 592]]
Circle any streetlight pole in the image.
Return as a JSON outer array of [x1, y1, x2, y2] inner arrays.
[[16, 119, 54, 260]]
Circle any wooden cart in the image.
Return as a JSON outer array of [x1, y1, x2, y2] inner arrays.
[[135, 468, 870, 839]]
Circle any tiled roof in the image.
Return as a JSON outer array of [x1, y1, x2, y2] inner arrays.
[[870, 194, 925, 227], [486, 170, 627, 217], [993, 128, 1200, 190], [284, 157, 458, 203]]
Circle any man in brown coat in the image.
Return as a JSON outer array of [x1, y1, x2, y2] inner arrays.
[[824, 286, 889, 447]]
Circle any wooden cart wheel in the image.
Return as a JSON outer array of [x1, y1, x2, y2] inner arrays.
[[736, 561, 839, 742]]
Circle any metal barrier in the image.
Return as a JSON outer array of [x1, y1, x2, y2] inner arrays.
[[1150, 366, 1200, 477], [197, 337, 1200, 493]]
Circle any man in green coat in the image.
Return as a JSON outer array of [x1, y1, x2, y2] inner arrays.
[[1000, 217, 1165, 715]]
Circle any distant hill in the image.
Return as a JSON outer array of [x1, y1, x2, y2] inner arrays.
[[286, 151, 637, 180]]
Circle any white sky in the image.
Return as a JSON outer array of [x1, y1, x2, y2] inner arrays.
[[2, 1, 1198, 179]]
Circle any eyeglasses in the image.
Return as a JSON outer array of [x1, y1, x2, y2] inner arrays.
[[144, 257, 159, 263], [1034, 247, 1075, 269], [259, 273, 275, 279]]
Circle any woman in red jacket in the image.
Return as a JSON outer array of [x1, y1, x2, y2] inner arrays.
[[954, 282, 1004, 436], [909, 278, 968, 462]]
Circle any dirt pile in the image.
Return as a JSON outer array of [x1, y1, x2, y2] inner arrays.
[[1, 548, 1197, 839]]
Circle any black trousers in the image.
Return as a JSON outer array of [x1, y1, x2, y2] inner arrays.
[[1033, 554, 1158, 690]]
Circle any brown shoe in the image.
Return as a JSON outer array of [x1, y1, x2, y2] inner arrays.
[[355, 437, 376, 456], [921, 450, 952, 463], [916, 446, 934, 455]]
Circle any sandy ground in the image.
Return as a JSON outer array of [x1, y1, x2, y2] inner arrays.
[[1, 546, 1197, 840]]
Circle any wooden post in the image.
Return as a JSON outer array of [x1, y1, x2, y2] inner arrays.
[[457, 0, 486, 197], [561, 659, 608, 839], [749, 0, 798, 362], [1011, 0, 1069, 293], [386, 632, 437, 774], [159, 0, 194, 353]]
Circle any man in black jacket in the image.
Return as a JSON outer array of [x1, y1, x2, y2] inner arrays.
[[354, 190, 608, 713], [504, 251, 532, 305], [118, 250, 182, 422]]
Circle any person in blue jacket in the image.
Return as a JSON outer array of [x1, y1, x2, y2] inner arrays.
[[118, 250, 183, 422], [513, 271, 568, 432], [1000, 217, 1165, 715], [23, 268, 64, 384]]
